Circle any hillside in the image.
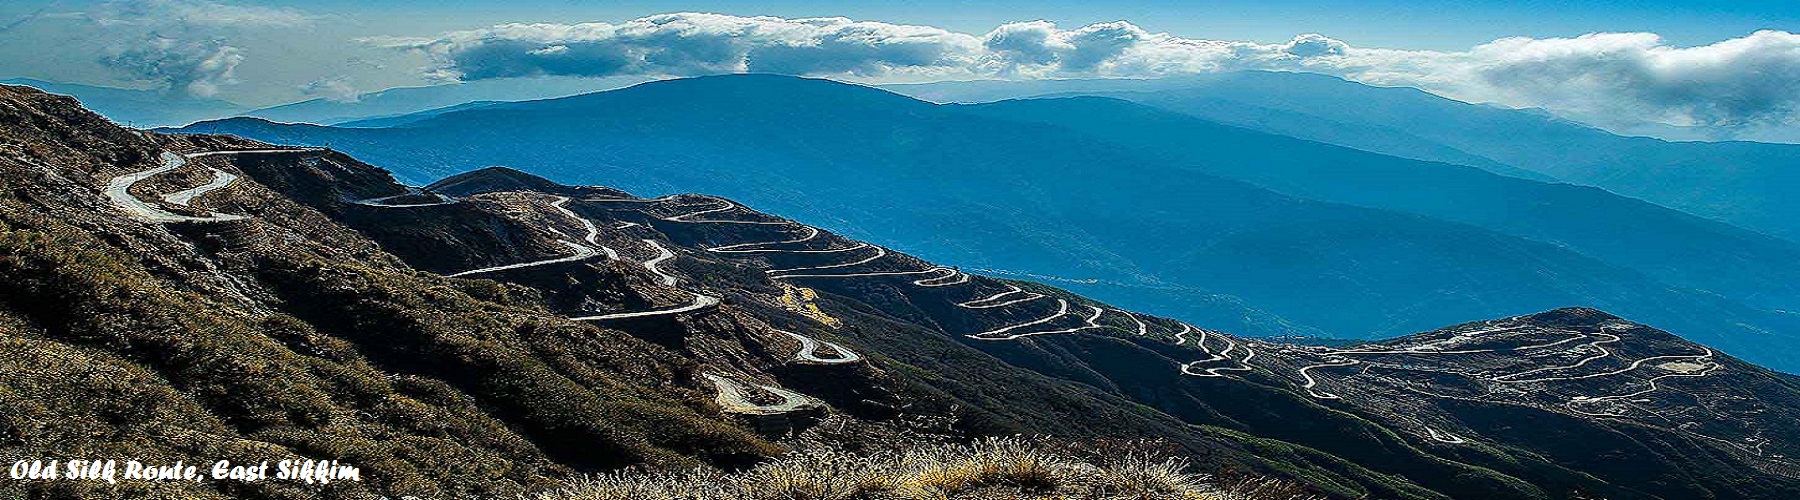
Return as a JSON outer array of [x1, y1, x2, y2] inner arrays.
[[171, 74, 1800, 373], [13, 83, 1800, 497], [0, 82, 1347, 498]]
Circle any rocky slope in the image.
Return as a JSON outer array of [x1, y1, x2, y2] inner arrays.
[[7, 83, 1800, 499]]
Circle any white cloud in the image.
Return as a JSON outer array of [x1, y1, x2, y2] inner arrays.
[[379, 13, 982, 81], [1283, 33, 1349, 58], [100, 35, 243, 97], [78, 0, 314, 98], [301, 76, 360, 102], [87, 0, 313, 27], [392, 13, 1800, 129]]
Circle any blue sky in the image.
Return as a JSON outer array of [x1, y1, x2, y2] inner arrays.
[[206, 0, 1799, 49], [1, 0, 1797, 139]]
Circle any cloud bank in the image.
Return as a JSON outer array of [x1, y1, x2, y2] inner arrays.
[[82, 0, 313, 97], [388, 12, 1800, 129], [86, 0, 314, 28], [100, 35, 244, 97], [301, 76, 360, 102]]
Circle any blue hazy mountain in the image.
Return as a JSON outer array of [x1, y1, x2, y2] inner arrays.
[[243, 76, 649, 125], [0, 77, 246, 127], [333, 100, 504, 128], [955, 97, 1800, 315], [890, 72, 1800, 242], [171, 74, 1800, 371], [886, 75, 1546, 179]]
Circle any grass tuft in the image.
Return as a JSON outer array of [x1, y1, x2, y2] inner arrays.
[[532, 436, 1321, 500]]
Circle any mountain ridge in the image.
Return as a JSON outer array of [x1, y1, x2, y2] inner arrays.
[[170, 74, 1800, 374], [892, 71, 1800, 242]]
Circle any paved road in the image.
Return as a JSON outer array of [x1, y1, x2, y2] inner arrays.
[[570, 293, 719, 321], [1173, 324, 1194, 345], [549, 195, 619, 260], [967, 300, 1109, 341], [106, 149, 309, 223], [568, 238, 721, 321], [450, 196, 622, 277], [702, 373, 823, 415], [348, 186, 457, 208], [1181, 329, 1257, 377], [661, 197, 789, 225], [912, 267, 970, 287], [160, 168, 237, 206], [450, 240, 601, 277], [1425, 426, 1467, 444], [782, 330, 862, 365], [955, 285, 1044, 309], [708, 226, 821, 253], [1119, 309, 1148, 336], [1299, 360, 1359, 399], [1492, 328, 1624, 383], [640, 239, 681, 286], [767, 245, 888, 275]]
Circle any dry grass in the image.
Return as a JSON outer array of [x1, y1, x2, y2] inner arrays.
[[531, 436, 1321, 500]]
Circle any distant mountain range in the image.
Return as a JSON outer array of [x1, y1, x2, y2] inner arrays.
[[0, 77, 248, 127], [888, 72, 1800, 242], [170, 74, 1800, 373], [241, 75, 647, 125], [0, 75, 645, 127]]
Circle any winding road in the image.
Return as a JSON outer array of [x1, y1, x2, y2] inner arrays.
[[569, 293, 719, 321], [782, 330, 862, 365], [1425, 426, 1467, 444], [639, 239, 682, 286], [966, 299, 1111, 341], [107, 149, 317, 223], [702, 373, 823, 415], [1298, 360, 1359, 399], [569, 238, 722, 321], [549, 195, 620, 260], [107, 152, 245, 222], [955, 285, 1045, 309], [348, 187, 458, 208], [913, 267, 972, 287], [1180, 328, 1258, 377], [450, 240, 600, 277], [450, 197, 615, 277], [160, 168, 237, 207], [660, 197, 788, 225], [1491, 328, 1625, 383]]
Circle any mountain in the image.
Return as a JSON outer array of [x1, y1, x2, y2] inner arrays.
[[890, 72, 1800, 242], [333, 100, 503, 128], [953, 97, 1800, 316], [13, 83, 1800, 498], [172, 75, 1800, 374], [0, 77, 247, 127], [242, 76, 648, 125], [884, 75, 1554, 181]]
